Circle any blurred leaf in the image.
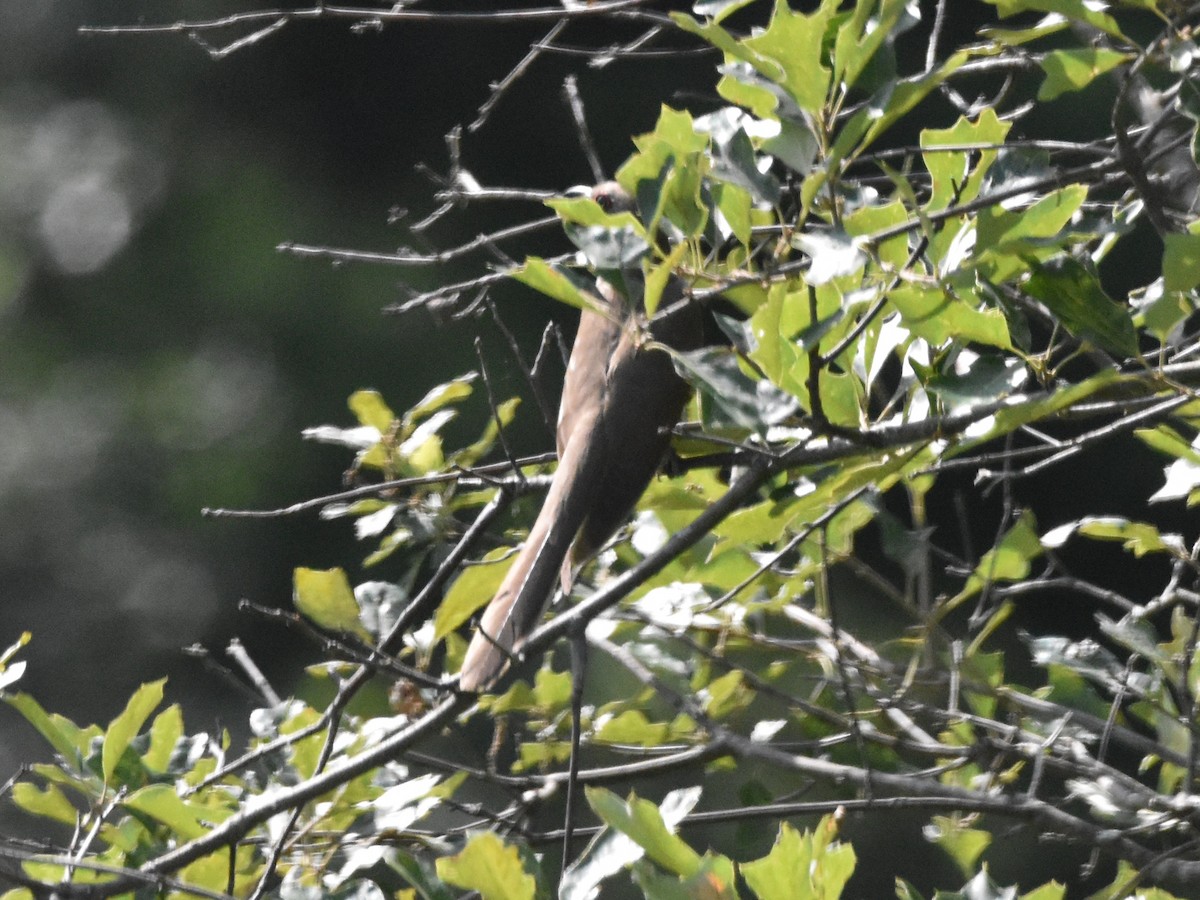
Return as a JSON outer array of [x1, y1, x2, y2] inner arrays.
[[435, 831, 535, 900], [293, 567, 370, 639], [564, 788, 703, 900], [435, 547, 515, 641], [644, 242, 688, 317], [927, 816, 991, 879], [12, 782, 77, 825], [633, 854, 738, 899], [674, 346, 791, 432], [793, 231, 866, 285], [984, 0, 1123, 39], [1163, 232, 1200, 292], [944, 511, 1041, 616], [512, 258, 602, 313], [124, 784, 213, 840], [928, 355, 1027, 410], [888, 284, 1012, 349], [348, 390, 395, 432], [1024, 257, 1138, 357], [143, 704, 183, 773], [1037, 49, 1129, 101], [700, 670, 751, 720], [405, 375, 476, 425], [4, 694, 96, 768], [1042, 516, 1185, 557], [595, 710, 673, 747], [0, 631, 30, 669], [102, 678, 165, 786], [585, 787, 701, 878], [741, 817, 855, 900]]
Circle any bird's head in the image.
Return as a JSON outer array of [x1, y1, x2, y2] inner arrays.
[[564, 181, 637, 215]]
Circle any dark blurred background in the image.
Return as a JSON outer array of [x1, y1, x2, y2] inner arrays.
[[2, 1, 1178, 893]]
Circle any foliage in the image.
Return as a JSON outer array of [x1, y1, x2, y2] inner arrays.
[[8, 0, 1200, 897]]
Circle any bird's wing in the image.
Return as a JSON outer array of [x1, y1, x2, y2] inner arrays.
[[458, 313, 619, 692]]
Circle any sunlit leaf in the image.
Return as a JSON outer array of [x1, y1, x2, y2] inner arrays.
[[293, 567, 370, 639], [511, 257, 602, 312], [12, 782, 78, 826], [1037, 48, 1129, 101], [435, 547, 516, 642], [348, 390, 395, 432], [435, 831, 535, 900], [585, 787, 701, 878]]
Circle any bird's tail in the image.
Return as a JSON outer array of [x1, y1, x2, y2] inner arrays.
[[458, 424, 602, 691]]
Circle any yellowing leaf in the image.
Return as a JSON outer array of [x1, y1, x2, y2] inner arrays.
[[348, 389, 395, 432], [292, 567, 369, 639], [436, 831, 535, 900], [1037, 48, 1129, 101], [434, 547, 516, 642], [103, 678, 166, 786]]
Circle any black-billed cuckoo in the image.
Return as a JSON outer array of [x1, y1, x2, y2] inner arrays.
[[458, 182, 703, 691]]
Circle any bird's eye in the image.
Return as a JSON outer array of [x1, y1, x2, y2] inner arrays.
[[595, 193, 613, 212]]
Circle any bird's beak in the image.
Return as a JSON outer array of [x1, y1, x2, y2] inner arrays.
[[563, 184, 593, 200]]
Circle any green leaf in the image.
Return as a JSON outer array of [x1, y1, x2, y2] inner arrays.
[[564, 217, 651, 272], [511, 257, 602, 312], [942, 511, 1041, 616], [563, 788, 702, 900], [293, 567, 369, 639], [348, 389, 395, 432], [405, 374, 476, 425], [435, 831, 535, 900], [928, 355, 1027, 411], [741, 1, 834, 116], [617, 106, 710, 193], [123, 784, 211, 840], [1133, 280, 1194, 342], [984, 0, 1125, 40], [5, 694, 98, 764], [844, 48, 973, 161], [12, 782, 78, 825], [1022, 881, 1066, 900], [673, 2, 834, 119], [701, 670, 751, 720], [595, 711, 672, 747], [741, 818, 856, 900], [887, 284, 1012, 349], [1024, 257, 1138, 357], [585, 787, 701, 877], [644, 242, 688, 317], [921, 109, 1011, 211], [458, 396, 520, 467], [1163, 233, 1200, 292], [102, 678, 165, 786], [1043, 516, 1185, 558], [674, 346, 794, 433], [143, 704, 184, 773], [435, 547, 516, 642], [927, 816, 991, 878], [1135, 425, 1200, 464], [976, 184, 1087, 257], [633, 853, 738, 899], [833, 0, 918, 93], [1037, 48, 1129, 101]]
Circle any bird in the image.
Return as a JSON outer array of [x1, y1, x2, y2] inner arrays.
[[458, 181, 704, 691]]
